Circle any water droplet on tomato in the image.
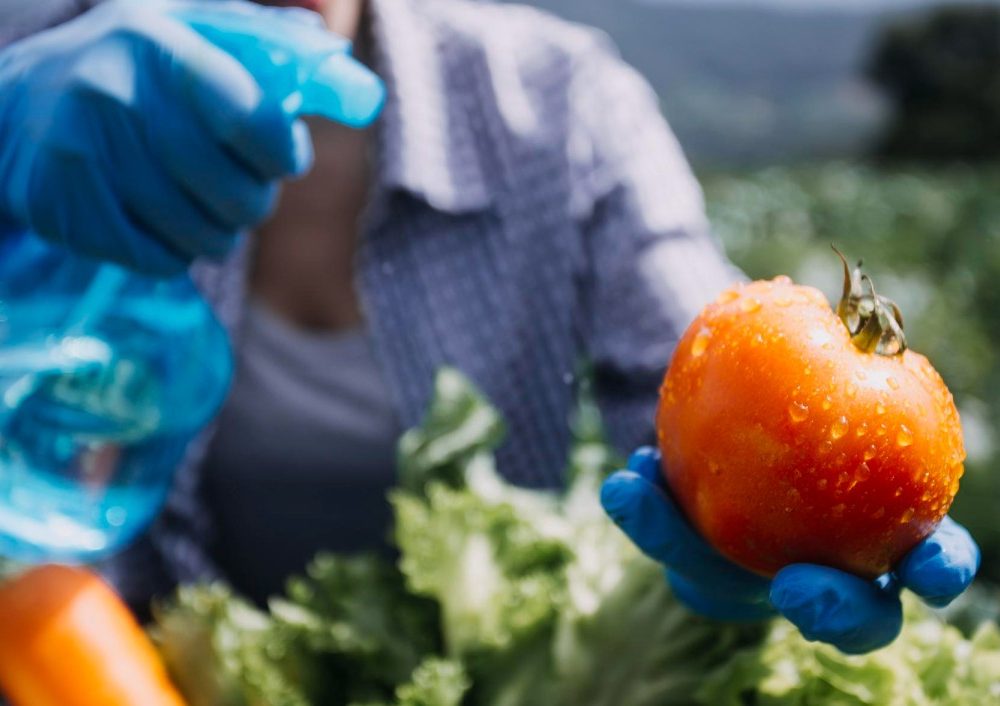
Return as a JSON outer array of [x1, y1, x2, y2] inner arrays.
[[876, 424, 888, 437], [900, 507, 915, 524], [788, 401, 809, 423], [863, 444, 877, 461], [896, 425, 914, 447], [887, 376, 900, 391], [949, 477, 961, 495], [716, 289, 739, 304], [740, 297, 762, 313], [831, 504, 845, 517], [817, 478, 829, 490], [708, 460, 721, 476], [856, 422, 869, 437], [775, 297, 792, 307], [830, 416, 848, 440], [772, 275, 792, 285], [819, 440, 834, 454], [894, 487, 903, 497], [876, 402, 886, 415], [855, 462, 871, 482], [846, 384, 857, 399], [872, 506, 885, 519], [691, 328, 711, 357], [821, 395, 833, 411], [837, 471, 849, 487], [855, 369, 867, 381]]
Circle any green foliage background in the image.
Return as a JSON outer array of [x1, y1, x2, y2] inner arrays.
[[701, 162, 1000, 582]]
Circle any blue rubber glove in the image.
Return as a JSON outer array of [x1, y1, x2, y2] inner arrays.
[[601, 447, 981, 654], [0, 0, 384, 274]]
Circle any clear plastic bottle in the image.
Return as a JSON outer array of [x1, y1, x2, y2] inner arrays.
[[0, 232, 232, 562]]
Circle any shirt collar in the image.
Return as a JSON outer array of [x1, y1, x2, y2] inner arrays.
[[367, 0, 493, 214]]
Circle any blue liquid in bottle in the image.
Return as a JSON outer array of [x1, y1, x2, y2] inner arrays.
[[0, 232, 232, 563]]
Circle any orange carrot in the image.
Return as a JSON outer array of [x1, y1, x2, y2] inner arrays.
[[0, 564, 187, 706]]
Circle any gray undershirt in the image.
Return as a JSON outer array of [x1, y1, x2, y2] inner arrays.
[[202, 299, 400, 604]]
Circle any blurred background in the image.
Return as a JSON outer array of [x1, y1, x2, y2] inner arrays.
[[4, 0, 997, 586], [509, 0, 1000, 582]]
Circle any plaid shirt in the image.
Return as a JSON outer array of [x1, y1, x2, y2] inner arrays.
[[3, 0, 741, 607]]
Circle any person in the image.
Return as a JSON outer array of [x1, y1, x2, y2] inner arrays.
[[0, 0, 979, 654]]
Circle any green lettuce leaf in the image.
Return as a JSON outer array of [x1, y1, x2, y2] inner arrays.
[[349, 657, 470, 706], [152, 555, 442, 706], [392, 457, 570, 655], [698, 595, 1000, 705], [151, 583, 311, 706], [396, 368, 505, 494], [395, 657, 470, 706], [395, 369, 761, 706]]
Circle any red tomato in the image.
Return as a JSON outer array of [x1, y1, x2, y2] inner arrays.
[[657, 265, 965, 579]]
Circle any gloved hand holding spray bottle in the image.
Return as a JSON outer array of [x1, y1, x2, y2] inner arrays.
[[0, 0, 385, 563]]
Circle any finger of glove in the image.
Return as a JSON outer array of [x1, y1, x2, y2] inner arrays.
[[148, 89, 277, 230], [172, 3, 384, 127], [27, 149, 187, 275], [771, 564, 903, 655], [601, 470, 771, 603], [668, 569, 775, 622], [91, 94, 237, 260], [144, 15, 310, 179], [113, 155, 236, 262], [897, 516, 980, 608], [626, 446, 665, 485]]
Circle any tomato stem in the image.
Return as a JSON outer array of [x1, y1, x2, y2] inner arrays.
[[832, 246, 907, 356]]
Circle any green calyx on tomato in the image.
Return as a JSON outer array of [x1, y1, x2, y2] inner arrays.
[[833, 245, 907, 357]]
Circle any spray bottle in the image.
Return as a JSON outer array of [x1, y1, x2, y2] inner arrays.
[[0, 6, 385, 563]]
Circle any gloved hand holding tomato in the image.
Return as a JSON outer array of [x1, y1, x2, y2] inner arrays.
[[602, 251, 980, 654]]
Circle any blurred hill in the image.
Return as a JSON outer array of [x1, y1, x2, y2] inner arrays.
[[516, 0, 1000, 167]]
